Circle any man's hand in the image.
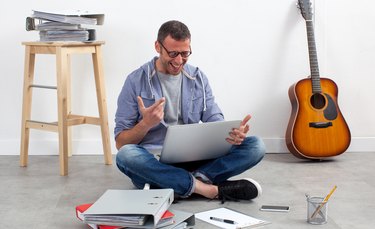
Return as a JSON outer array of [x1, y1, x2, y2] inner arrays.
[[226, 114, 251, 145], [137, 96, 165, 129], [115, 96, 166, 149]]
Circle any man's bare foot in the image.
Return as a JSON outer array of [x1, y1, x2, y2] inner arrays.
[[193, 179, 218, 199]]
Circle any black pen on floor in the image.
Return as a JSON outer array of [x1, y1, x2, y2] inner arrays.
[[210, 216, 237, 224]]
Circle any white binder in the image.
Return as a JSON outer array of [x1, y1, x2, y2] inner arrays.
[[83, 189, 174, 228]]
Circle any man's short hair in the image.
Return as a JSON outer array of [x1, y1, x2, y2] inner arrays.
[[157, 20, 191, 43]]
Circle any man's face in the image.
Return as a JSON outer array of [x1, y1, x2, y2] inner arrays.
[[155, 35, 191, 75]]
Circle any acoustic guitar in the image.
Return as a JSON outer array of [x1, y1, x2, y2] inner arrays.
[[285, 0, 351, 159]]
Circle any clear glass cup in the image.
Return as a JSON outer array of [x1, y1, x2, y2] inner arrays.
[[307, 196, 328, 224]]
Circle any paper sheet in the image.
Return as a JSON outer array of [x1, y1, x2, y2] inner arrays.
[[195, 207, 269, 229]]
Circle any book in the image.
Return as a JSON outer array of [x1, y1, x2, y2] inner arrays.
[[76, 203, 174, 229], [82, 189, 174, 228], [195, 207, 269, 229]]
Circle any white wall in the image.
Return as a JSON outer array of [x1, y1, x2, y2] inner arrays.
[[1, 0, 374, 155]]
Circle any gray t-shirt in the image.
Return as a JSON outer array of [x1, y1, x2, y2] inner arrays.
[[157, 71, 183, 125]]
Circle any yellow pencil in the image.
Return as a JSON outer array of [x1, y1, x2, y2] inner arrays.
[[323, 185, 337, 202], [310, 185, 337, 219]]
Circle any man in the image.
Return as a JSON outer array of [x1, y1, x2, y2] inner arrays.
[[115, 20, 265, 203]]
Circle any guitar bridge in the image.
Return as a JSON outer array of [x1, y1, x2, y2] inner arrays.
[[309, 122, 333, 128]]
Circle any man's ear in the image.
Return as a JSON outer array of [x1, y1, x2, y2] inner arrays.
[[155, 41, 161, 54]]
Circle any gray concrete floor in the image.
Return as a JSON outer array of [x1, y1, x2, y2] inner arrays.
[[1, 152, 374, 228]]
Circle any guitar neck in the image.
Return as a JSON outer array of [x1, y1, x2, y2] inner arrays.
[[306, 20, 321, 93]]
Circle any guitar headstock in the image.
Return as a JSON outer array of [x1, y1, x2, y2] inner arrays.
[[297, 0, 313, 21]]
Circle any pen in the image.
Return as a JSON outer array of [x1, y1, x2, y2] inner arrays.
[[210, 216, 237, 224]]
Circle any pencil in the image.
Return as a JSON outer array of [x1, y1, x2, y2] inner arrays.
[[310, 185, 337, 219]]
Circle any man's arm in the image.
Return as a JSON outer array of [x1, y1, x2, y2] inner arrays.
[[115, 120, 151, 149], [115, 96, 165, 150]]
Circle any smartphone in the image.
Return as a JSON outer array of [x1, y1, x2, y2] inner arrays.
[[260, 205, 290, 212]]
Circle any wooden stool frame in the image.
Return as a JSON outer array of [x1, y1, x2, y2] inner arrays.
[[20, 41, 112, 175]]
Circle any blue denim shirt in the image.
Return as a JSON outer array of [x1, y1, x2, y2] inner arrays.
[[114, 57, 224, 147]]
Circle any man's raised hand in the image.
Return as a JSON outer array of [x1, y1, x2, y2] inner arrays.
[[137, 96, 165, 129], [226, 114, 251, 145]]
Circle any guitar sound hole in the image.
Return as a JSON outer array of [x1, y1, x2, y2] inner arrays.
[[310, 93, 326, 109]]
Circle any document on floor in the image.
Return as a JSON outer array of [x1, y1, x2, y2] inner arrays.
[[195, 207, 269, 229]]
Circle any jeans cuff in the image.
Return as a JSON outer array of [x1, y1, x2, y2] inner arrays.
[[182, 173, 196, 198]]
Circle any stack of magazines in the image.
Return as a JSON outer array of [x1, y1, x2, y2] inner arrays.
[[26, 10, 104, 42]]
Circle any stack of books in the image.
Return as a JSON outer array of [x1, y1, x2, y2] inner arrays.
[[75, 189, 195, 229], [26, 10, 104, 42]]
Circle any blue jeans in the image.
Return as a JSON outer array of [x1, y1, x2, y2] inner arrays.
[[116, 136, 265, 198]]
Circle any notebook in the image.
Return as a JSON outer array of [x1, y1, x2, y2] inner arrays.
[[159, 120, 241, 164]]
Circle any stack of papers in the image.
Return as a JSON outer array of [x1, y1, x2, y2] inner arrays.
[[26, 10, 104, 42], [39, 30, 89, 42], [84, 214, 148, 226], [35, 21, 81, 30]]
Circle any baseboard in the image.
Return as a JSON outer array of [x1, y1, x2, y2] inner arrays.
[[0, 139, 117, 156], [1, 137, 374, 155]]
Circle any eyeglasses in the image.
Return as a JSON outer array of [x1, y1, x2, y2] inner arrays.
[[159, 42, 192, 58]]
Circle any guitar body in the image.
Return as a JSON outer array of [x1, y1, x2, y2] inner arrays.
[[286, 77, 351, 159]]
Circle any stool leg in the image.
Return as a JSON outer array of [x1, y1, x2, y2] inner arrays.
[[20, 46, 35, 167], [92, 45, 112, 165], [56, 47, 69, 175], [66, 54, 73, 158]]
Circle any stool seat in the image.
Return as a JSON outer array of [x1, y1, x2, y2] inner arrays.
[[20, 41, 113, 175]]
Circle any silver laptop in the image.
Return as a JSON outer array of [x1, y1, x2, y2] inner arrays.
[[159, 120, 241, 164]]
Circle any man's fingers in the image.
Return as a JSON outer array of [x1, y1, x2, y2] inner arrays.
[[241, 114, 251, 126], [137, 97, 165, 127], [244, 124, 250, 134], [149, 97, 166, 110], [137, 96, 145, 110], [155, 97, 166, 107], [138, 96, 165, 111]]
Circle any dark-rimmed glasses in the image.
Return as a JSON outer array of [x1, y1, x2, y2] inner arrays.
[[159, 42, 192, 58]]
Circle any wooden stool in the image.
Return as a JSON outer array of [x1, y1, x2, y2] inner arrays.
[[20, 41, 113, 176]]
